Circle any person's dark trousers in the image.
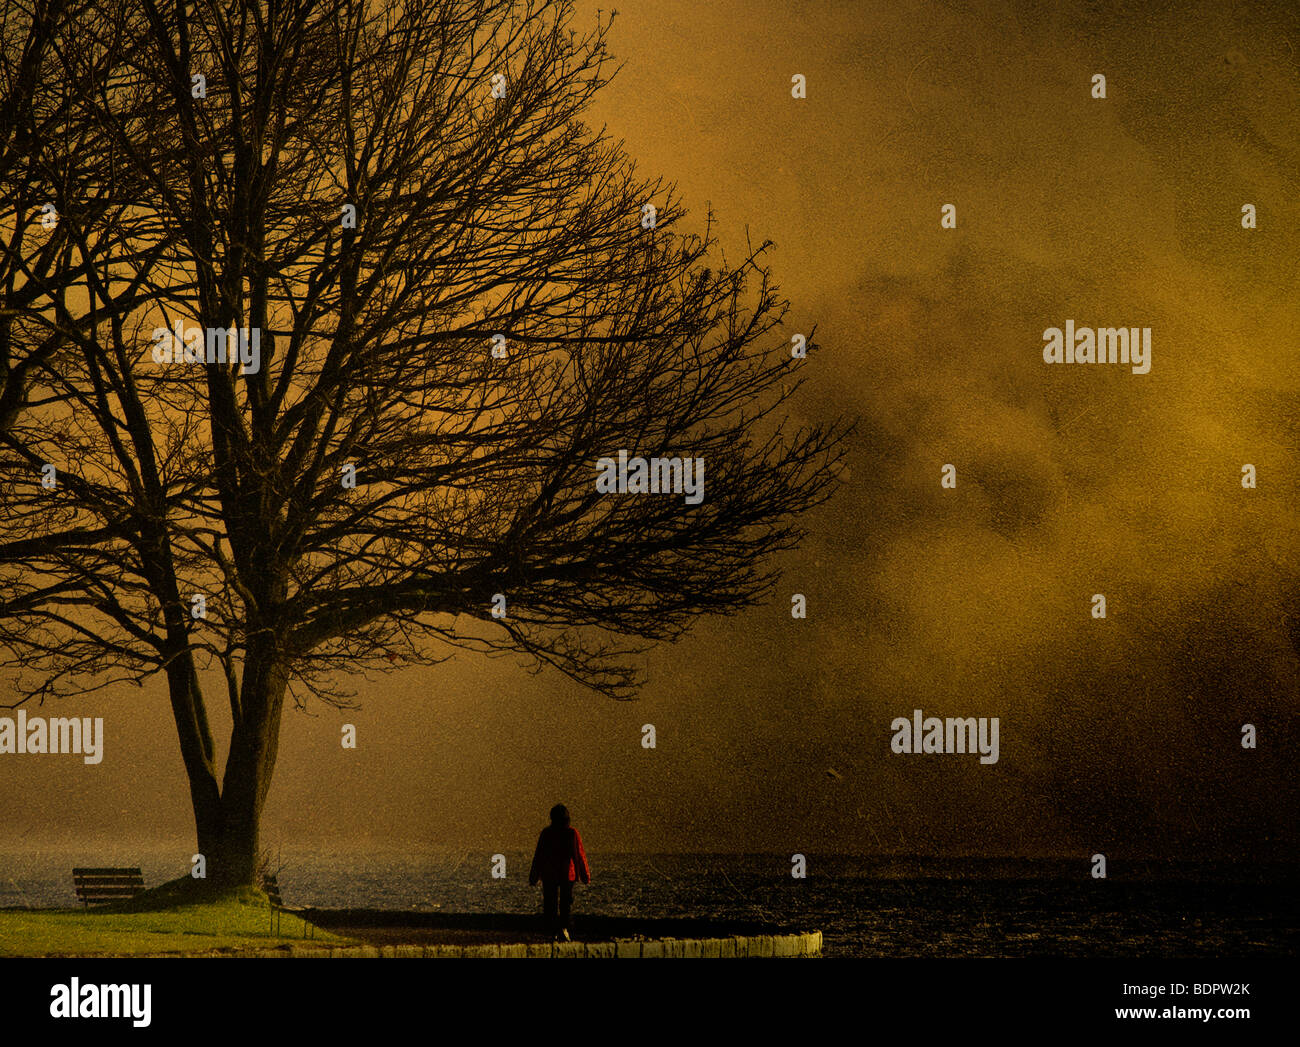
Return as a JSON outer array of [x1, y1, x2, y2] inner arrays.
[[542, 880, 574, 936]]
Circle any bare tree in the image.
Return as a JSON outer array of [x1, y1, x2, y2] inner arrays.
[[0, 0, 849, 886]]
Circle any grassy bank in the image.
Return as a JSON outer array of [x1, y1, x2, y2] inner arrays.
[[0, 878, 345, 957]]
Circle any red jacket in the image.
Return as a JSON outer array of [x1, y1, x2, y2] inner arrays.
[[529, 825, 591, 885]]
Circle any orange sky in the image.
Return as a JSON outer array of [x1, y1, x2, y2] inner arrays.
[[2, 0, 1297, 862]]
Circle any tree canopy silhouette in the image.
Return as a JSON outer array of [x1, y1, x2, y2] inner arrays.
[[0, 0, 849, 884]]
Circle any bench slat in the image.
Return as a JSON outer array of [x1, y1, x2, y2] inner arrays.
[[73, 875, 145, 884], [73, 868, 143, 876], [262, 875, 289, 909], [76, 887, 144, 894], [75, 886, 145, 895]]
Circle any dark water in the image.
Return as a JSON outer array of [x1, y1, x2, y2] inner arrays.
[[3, 848, 1296, 957]]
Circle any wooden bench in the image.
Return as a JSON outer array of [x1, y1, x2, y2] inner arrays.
[[72, 867, 145, 908], [263, 874, 314, 939]]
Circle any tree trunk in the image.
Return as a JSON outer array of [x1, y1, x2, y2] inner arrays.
[[164, 654, 225, 879], [208, 647, 288, 887], [210, 772, 263, 887]]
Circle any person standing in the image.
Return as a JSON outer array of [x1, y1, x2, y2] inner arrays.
[[528, 804, 591, 941]]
